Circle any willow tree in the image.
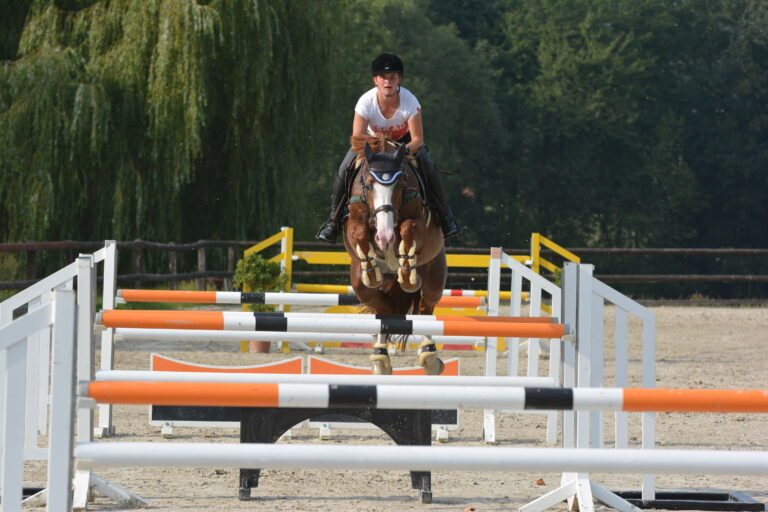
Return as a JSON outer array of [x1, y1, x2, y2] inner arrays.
[[0, 0, 341, 243]]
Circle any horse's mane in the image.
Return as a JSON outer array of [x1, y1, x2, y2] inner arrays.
[[350, 135, 399, 157]]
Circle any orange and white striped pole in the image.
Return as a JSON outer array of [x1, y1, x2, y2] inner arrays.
[[83, 381, 768, 413], [96, 310, 567, 338]]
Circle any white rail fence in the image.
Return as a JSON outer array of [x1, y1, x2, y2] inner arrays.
[[6, 244, 763, 512]]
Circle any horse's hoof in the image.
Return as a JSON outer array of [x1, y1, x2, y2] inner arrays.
[[420, 354, 444, 376], [371, 362, 392, 375], [370, 352, 392, 375], [399, 272, 422, 293], [362, 266, 383, 289]]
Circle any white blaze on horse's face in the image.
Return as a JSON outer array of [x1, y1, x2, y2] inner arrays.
[[364, 142, 407, 252], [373, 182, 396, 249]]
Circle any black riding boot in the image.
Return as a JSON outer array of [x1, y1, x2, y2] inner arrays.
[[316, 149, 357, 243], [415, 147, 460, 239]]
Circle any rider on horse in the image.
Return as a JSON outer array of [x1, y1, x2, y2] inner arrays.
[[316, 52, 461, 243]]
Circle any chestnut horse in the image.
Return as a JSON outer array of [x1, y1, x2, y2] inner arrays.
[[342, 136, 447, 375]]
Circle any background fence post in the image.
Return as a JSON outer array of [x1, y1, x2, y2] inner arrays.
[[168, 243, 177, 290], [225, 246, 235, 291], [25, 242, 37, 281], [197, 243, 206, 290], [132, 240, 143, 289]]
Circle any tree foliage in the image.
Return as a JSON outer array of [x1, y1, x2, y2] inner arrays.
[[2, 0, 767, 265], [1, 0, 339, 243]]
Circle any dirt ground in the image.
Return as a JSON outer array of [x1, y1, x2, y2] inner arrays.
[[23, 306, 768, 511]]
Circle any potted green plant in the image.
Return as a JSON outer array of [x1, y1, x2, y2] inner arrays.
[[232, 253, 288, 353]]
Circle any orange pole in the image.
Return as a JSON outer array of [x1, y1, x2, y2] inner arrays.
[[442, 322, 565, 338], [87, 381, 280, 407], [623, 388, 768, 413], [434, 316, 554, 323], [435, 296, 484, 308], [100, 310, 224, 330], [121, 290, 218, 303]]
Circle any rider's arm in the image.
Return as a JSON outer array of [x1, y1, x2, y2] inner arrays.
[[406, 111, 424, 153], [352, 112, 369, 137]]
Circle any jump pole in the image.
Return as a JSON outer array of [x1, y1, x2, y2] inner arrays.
[[95, 370, 556, 387], [242, 311, 544, 322], [83, 382, 768, 413], [96, 310, 567, 338], [294, 283, 523, 301], [114, 328, 486, 346], [116, 289, 485, 309], [74, 443, 768, 475]]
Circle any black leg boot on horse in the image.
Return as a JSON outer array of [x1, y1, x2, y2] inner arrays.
[[413, 147, 460, 239], [316, 149, 358, 244]]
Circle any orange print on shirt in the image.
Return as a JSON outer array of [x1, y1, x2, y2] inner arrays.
[[371, 123, 409, 141]]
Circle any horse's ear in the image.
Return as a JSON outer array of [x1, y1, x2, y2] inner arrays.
[[394, 144, 407, 164], [364, 142, 374, 161]]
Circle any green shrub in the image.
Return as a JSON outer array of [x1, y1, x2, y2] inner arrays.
[[232, 253, 288, 312]]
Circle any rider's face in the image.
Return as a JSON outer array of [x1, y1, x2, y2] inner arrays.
[[373, 73, 401, 96]]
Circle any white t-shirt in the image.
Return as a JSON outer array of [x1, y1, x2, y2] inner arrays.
[[354, 87, 421, 141]]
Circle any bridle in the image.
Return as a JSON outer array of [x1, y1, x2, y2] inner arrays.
[[358, 161, 407, 226]]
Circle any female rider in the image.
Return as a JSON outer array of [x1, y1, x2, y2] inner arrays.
[[316, 52, 460, 243]]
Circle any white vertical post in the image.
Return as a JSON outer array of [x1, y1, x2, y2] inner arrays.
[[641, 312, 656, 500], [36, 292, 52, 436], [24, 297, 41, 450], [76, 255, 95, 443], [560, 263, 578, 449], [527, 283, 542, 377], [97, 241, 117, 437], [545, 289, 562, 445], [614, 308, 629, 448], [47, 289, 77, 512], [507, 268, 523, 377], [278, 227, 289, 351], [483, 247, 502, 444], [0, 299, 9, 494], [589, 292, 604, 448], [575, 264, 594, 449], [2, 340, 28, 512]]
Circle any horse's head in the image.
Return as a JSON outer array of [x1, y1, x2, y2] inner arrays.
[[361, 141, 408, 250]]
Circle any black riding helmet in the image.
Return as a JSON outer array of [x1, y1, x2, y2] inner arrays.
[[371, 52, 404, 76]]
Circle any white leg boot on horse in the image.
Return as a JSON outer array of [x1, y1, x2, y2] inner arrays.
[[370, 334, 393, 375], [397, 240, 422, 293], [418, 336, 444, 375], [356, 244, 382, 288]]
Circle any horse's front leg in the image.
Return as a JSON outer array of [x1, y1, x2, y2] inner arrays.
[[350, 218, 383, 289], [416, 254, 446, 375], [397, 219, 422, 292], [370, 334, 393, 375], [418, 336, 444, 375]]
